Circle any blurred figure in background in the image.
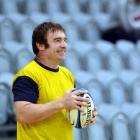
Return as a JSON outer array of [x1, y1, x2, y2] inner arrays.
[[102, 0, 140, 43]]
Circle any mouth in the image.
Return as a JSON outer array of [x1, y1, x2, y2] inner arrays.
[[134, 15, 140, 21], [56, 50, 66, 56], [131, 10, 140, 21]]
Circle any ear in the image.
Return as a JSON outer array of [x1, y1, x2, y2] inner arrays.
[[36, 43, 45, 51]]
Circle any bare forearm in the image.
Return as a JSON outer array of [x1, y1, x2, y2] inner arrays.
[[15, 99, 64, 124], [15, 89, 89, 124]]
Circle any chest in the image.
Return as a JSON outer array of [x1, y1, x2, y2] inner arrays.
[[37, 72, 74, 103]]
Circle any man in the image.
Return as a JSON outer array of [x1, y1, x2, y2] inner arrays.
[[12, 22, 97, 140], [102, 0, 140, 43]]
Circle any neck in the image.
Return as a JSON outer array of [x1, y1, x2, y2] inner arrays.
[[35, 56, 59, 69]]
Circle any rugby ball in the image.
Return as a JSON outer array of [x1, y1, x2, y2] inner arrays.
[[67, 88, 95, 128]]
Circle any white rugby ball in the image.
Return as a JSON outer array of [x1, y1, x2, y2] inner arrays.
[[67, 90, 95, 128]]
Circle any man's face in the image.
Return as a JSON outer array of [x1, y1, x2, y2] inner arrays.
[[45, 30, 68, 62], [127, 0, 140, 29]]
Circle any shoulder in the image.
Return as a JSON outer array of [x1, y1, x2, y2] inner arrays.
[[59, 65, 75, 81], [13, 60, 39, 84], [59, 65, 73, 75]]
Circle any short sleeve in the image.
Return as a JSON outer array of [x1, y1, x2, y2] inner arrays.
[[12, 76, 39, 103]]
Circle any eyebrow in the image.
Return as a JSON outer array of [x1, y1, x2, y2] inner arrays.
[[54, 37, 67, 41]]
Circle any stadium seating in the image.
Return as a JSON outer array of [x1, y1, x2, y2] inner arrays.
[[3, 41, 25, 72], [3, 41, 25, 57], [85, 79, 104, 106], [64, 48, 81, 74], [0, 47, 12, 73], [116, 40, 135, 54], [96, 70, 117, 89], [128, 49, 140, 72], [107, 49, 125, 73], [44, 0, 62, 15], [73, 128, 82, 140], [0, 82, 16, 138], [80, 128, 88, 140], [16, 48, 34, 71], [132, 78, 140, 104], [0, 0, 140, 139], [0, 18, 16, 43], [137, 40, 140, 50], [50, 13, 71, 25], [134, 113, 140, 140], [0, 72, 14, 88], [0, 83, 9, 125], [88, 0, 102, 15], [19, 18, 36, 44], [71, 13, 92, 30], [63, 22, 79, 46], [111, 113, 131, 140], [108, 78, 127, 106], [95, 40, 114, 58], [73, 40, 93, 57], [1, 0, 18, 15], [87, 116, 108, 140], [24, 0, 43, 15], [85, 22, 101, 42], [121, 103, 140, 121], [74, 70, 94, 87], [98, 104, 120, 125], [86, 48, 103, 73], [63, 0, 81, 15], [118, 70, 139, 88], [115, 40, 135, 64], [30, 12, 50, 25], [7, 13, 27, 30]]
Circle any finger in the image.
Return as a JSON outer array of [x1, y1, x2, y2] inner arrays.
[[93, 111, 98, 117], [72, 89, 88, 95], [65, 90, 73, 94], [76, 105, 84, 112], [92, 108, 98, 114], [75, 96, 90, 102], [87, 120, 94, 127], [86, 118, 96, 127], [91, 117, 96, 123], [91, 119, 96, 124], [76, 101, 88, 107], [92, 108, 97, 113], [93, 108, 96, 111], [92, 113, 97, 118]]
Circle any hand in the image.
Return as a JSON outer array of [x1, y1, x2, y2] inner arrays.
[[86, 108, 97, 127], [91, 108, 97, 124], [61, 89, 89, 112]]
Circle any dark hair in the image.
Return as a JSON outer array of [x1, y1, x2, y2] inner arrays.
[[32, 22, 65, 54], [135, 0, 140, 4]]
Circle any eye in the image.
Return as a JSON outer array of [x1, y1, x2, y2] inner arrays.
[[54, 37, 68, 43], [55, 38, 61, 42]]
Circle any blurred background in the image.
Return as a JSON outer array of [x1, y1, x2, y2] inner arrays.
[[0, 0, 140, 139]]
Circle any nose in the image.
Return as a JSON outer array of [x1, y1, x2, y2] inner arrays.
[[61, 40, 68, 49]]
